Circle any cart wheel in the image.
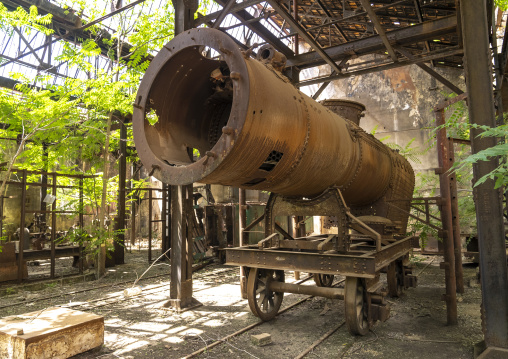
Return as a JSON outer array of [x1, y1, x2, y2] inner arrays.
[[387, 261, 404, 297], [313, 273, 334, 287], [345, 277, 370, 336], [247, 268, 284, 321]]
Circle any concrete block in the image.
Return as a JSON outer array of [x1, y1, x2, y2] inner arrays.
[[0, 307, 104, 358], [251, 333, 272, 346]]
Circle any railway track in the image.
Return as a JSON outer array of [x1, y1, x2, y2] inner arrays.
[[3, 267, 353, 358], [0, 265, 235, 310], [183, 277, 347, 359]]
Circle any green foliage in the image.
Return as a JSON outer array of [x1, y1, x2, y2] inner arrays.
[[496, 0, 508, 11], [0, 4, 53, 35], [371, 125, 428, 164], [383, 137, 428, 164], [452, 123, 508, 189]]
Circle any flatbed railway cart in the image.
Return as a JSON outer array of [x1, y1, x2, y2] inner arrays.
[[226, 188, 418, 335]]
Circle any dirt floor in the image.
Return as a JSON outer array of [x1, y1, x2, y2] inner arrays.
[[0, 245, 484, 359]]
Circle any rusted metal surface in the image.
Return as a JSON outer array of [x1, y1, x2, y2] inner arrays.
[[133, 28, 414, 215], [434, 107, 457, 326], [461, 0, 508, 348], [226, 235, 413, 278], [268, 281, 345, 299], [238, 188, 247, 298], [320, 99, 365, 125], [448, 138, 464, 294]]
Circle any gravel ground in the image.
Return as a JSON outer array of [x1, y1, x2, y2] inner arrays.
[[0, 246, 483, 359]]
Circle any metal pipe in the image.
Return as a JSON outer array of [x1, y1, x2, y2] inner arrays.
[[268, 281, 345, 299], [133, 28, 414, 212]]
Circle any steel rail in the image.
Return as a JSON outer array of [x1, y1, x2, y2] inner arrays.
[[183, 277, 345, 359]]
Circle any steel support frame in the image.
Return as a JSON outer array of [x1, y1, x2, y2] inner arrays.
[[397, 47, 464, 95], [267, 0, 342, 73], [226, 235, 414, 278], [461, 0, 508, 349], [297, 46, 463, 87], [286, 15, 458, 68], [166, 0, 202, 311], [358, 0, 398, 62], [213, 0, 294, 58]]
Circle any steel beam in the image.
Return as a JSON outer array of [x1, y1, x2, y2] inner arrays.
[[297, 47, 463, 87], [195, 0, 261, 26], [212, 0, 238, 29], [267, 0, 342, 73], [358, 0, 398, 62], [287, 15, 457, 68], [461, 0, 508, 349], [314, 0, 348, 43], [214, 0, 294, 58], [397, 47, 464, 95]]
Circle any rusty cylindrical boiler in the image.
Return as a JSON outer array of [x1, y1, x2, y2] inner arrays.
[[133, 28, 414, 225]]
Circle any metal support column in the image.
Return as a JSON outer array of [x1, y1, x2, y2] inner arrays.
[[40, 142, 49, 222], [448, 138, 464, 294], [148, 188, 153, 262], [166, 0, 200, 312], [50, 173, 56, 278], [435, 108, 457, 325], [17, 169, 26, 283], [461, 0, 508, 349], [79, 175, 84, 274], [113, 118, 127, 264], [238, 188, 247, 299], [166, 184, 201, 311]]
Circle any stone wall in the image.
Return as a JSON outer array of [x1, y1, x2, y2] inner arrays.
[[300, 57, 466, 174]]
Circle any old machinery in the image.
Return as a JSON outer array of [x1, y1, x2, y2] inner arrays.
[[133, 28, 417, 335]]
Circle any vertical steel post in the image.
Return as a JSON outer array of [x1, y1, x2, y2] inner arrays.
[[238, 188, 247, 299], [50, 173, 56, 279], [448, 138, 464, 294], [148, 188, 152, 262], [41, 142, 48, 222], [435, 109, 457, 325], [461, 0, 508, 348], [18, 169, 26, 283], [293, 0, 299, 54], [161, 183, 167, 256], [79, 175, 84, 274], [167, 184, 200, 310], [113, 118, 127, 264], [167, 0, 200, 311]]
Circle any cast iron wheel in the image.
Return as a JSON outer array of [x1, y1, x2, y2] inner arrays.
[[387, 261, 404, 297], [313, 273, 334, 287], [345, 277, 370, 336], [247, 268, 284, 321]]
